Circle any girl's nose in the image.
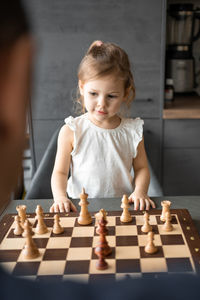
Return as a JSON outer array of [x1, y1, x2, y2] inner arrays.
[[97, 96, 106, 107]]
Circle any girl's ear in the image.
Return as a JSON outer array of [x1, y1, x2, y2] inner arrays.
[[78, 80, 84, 95]]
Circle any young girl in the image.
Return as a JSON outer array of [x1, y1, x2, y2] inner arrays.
[[50, 40, 156, 213]]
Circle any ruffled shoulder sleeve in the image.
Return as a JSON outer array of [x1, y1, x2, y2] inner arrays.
[[64, 116, 77, 155], [133, 117, 144, 140], [123, 117, 144, 158], [64, 116, 76, 131]]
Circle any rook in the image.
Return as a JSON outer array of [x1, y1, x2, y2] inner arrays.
[[160, 200, 171, 222]]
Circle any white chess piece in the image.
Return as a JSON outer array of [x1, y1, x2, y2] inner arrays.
[[141, 212, 152, 233], [78, 188, 92, 225], [120, 195, 132, 223], [145, 231, 157, 254]]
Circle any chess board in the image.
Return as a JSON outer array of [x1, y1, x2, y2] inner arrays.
[[1, 209, 200, 282]]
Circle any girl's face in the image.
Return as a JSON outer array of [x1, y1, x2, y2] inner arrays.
[[79, 75, 127, 129]]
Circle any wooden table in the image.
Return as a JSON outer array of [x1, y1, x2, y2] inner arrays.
[[1, 196, 200, 233]]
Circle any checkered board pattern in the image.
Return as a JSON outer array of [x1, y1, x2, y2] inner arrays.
[[1, 209, 200, 282]]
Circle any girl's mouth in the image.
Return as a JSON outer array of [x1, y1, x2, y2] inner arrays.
[[97, 110, 107, 115]]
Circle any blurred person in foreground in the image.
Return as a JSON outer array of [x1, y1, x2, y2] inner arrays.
[[0, 1, 200, 300], [0, 1, 89, 299]]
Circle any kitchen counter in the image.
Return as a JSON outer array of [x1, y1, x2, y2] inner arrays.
[[163, 94, 200, 119]]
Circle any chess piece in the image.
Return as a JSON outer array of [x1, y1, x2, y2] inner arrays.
[[95, 209, 108, 235], [22, 220, 39, 259], [160, 200, 171, 222], [141, 211, 152, 233], [78, 188, 92, 225], [95, 215, 111, 256], [13, 215, 23, 235], [145, 231, 158, 254], [22, 219, 34, 237], [16, 205, 27, 227], [120, 194, 132, 223], [95, 216, 111, 270], [53, 214, 64, 234], [35, 205, 48, 234], [162, 211, 173, 232], [95, 245, 108, 270], [16, 204, 32, 229], [95, 209, 107, 222]]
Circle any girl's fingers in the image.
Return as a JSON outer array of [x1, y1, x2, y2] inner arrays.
[[134, 198, 139, 210], [70, 202, 77, 212], [149, 199, 156, 208], [49, 205, 54, 213], [139, 199, 145, 210], [128, 196, 133, 203], [54, 204, 59, 213], [145, 199, 150, 210], [64, 202, 70, 212], [59, 203, 65, 213]]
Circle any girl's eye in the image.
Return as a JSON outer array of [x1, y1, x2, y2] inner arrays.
[[89, 92, 97, 96], [108, 94, 117, 99]]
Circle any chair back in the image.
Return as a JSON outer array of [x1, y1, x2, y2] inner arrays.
[[25, 128, 60, 199]]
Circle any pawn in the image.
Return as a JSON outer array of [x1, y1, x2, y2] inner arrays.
[[120, 195, 132, 223], [22, 221, 39, 259], [35, 205, 48, 234], [53, 214, 64, 234], [145, 231, 158, 254], [162, 211, 173, 232], [22, 220, 34, 237], [141, 212, 152, 233], [13, 215, 24, 236]]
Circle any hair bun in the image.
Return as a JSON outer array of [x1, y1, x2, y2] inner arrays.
[[88, 40, 103, 53], [96, 40, 103, 46]]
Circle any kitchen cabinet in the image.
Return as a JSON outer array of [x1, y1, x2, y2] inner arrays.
[[163, 99, 200, 195]]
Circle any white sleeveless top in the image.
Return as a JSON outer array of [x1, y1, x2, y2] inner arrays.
[[65, 113, 144, 199]]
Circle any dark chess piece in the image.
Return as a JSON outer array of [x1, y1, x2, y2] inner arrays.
[[95, 245, 108, 270], [95, 209, 108, 235], [95, 216, 111, 256]]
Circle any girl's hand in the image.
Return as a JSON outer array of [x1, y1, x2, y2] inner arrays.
[[128, 190, 156, 210], [50, 196, 77, 213]]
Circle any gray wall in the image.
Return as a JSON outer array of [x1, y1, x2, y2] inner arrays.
[[25, 0, 166, 182]]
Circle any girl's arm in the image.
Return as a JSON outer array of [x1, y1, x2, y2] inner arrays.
[[50, 125, 77, 213], [129, 137, 156, 210]]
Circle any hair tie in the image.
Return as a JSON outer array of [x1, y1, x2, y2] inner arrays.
[[96, 40, 103, 46]]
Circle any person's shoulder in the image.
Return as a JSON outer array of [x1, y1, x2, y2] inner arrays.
[[58, 120, 74, 145], [64, 114, 88, 129], [123, 117, 144, 128]]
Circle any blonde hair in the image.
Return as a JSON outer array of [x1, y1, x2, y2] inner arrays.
[[75, 40, 135, 114]]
